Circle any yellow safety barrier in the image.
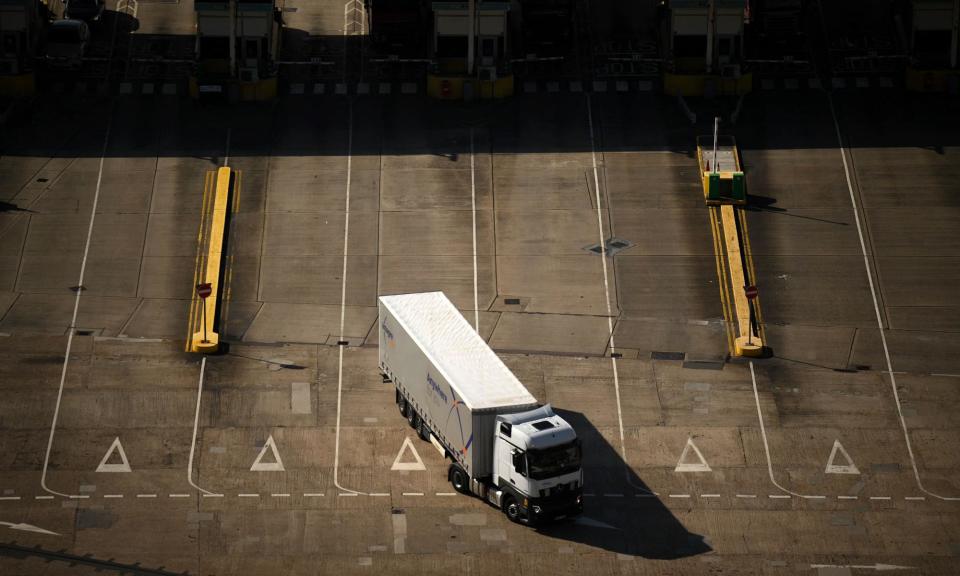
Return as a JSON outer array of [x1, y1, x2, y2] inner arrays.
[[189, 166, 232, 353], [427, 74, 514, 100], [663, 72, 753, 97], [720, 205, 762, 356]]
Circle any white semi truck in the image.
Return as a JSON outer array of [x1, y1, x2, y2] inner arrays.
[[378, 291, 583, 524]]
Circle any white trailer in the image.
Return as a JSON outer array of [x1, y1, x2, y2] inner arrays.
[[379, 292, 583, 524]]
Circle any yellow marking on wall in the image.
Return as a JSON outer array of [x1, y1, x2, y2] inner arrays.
[[708, 206, 736, 355], [720, 205, 762, 356], [186, 171, 216, 351], [737, 208, 765, 342]]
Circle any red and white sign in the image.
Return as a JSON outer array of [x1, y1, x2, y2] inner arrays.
[[744, 285, 759, 300], [196, 283, 212, 299]]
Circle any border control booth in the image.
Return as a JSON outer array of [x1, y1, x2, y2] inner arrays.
[[191, 0, 281, 101], [0, 0, 41, 97], [665, 0, 752, 96], [428, 1, 514, 99]]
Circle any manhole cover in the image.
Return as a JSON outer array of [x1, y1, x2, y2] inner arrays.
[[584, 237, 633, 257]]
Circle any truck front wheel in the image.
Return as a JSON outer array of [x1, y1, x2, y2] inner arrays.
[[503, 496, 522, 523], [449, 464, 469, 494]]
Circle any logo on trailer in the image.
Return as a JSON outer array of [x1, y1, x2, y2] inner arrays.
[[381, 317, 395, 348], [426, 373, 448, 404], [443, 384, 472, 461]]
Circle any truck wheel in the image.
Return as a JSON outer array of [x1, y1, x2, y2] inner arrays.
[[449, 464, 469, 494], [503, 496, 522, 523], [408, 408, 419, 429], [417, 418, 430, 441], [397, 394, 408, 418]]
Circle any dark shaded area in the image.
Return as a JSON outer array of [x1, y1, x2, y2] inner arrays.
[[0, 541, 190, 575], [535, 409, 712, 560]]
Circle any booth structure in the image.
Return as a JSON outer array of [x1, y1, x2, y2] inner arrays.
[[191, 0, 282, 101], [665, 0, 752, 96], [427, 1, 514, 99], [907, 0, 960, 92], [0, 0, 41, 96]]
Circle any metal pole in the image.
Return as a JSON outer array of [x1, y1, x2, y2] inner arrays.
[[706, 0, 715, 74], [952, 0, 960, 68], [229, 0, 236, 78], [202, 297, 208, 344], [467, 0, 475, 75], [712, 116, 719, 173]]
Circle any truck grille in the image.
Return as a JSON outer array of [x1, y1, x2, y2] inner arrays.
[[540, 480, 578, 498]]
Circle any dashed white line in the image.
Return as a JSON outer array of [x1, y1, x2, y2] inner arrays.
[[838, 495, 858, 500], [201, 493, 224, 498], [338, 492, 359, 497], [136, 494, 157, 499], [34, 495, 54, 500], [668, 494, 691, 499], [0, 496, 21, 501], [369, 493, 390, 497], [699, 494, 721, 499], [402, 492, 424, 497], [435, 492, 456, 497], [769, 494, 792, 499], [303, 493, 325, 497], [736, 494, 757, 499], [169, 494, 191, 498], [68, 495, 90, 500], [238, 494, 260, 498], [905, 496, 926, 501], [869, 496, 892, 501], [603, 493, 624, 498], [271, 493, 291, 498], [827, 93, 959, 503], [103, 494, 124, 499]]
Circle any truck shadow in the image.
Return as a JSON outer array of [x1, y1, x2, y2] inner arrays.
[[534, 409, 712, 560]]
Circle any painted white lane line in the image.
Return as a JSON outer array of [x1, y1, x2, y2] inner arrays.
[[68, 495, 90, 499], [736, 494, 757, 499], [169, 494, 190, 498], [331, 99, 367, 498], [751, 361, 826, 500], [699, 494, 721, 498], [339, 493, 359, 497], [402, 492, 424, 496], [271, 493, 291, 498], [469, 128, 479, 333], [827, 93, 959, 502], [41, 115, 115, 500], [585, 94, 650, 495], [603, 493, 624, 498], [136, 494, 157, 499], [369, 493, 390, 497], [435, 492, 456, 497], [103, 494, 124, 499], [303, 493, 325, 497], [769, 494, 791, 499], [34, 496, 54, 500], [668, 494, 691, 499], [838, 496, 858, 500], [0, 496, 21, 501], [869, 496, 892, 501], [201, 493, 224, 498], [905, 496, 926, 501], [187, 357, 218, 496], [238, 494, 260, 498]]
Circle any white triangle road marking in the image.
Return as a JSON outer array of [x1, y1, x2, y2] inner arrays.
[[96, 437, 132, 473], [391, 436, 426, 471], [675, 437, 712, 473], [250, 434, 286, 472], [825, 439, 860, 475]]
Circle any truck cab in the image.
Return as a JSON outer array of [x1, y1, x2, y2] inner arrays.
[[492, 405, 583, 524]]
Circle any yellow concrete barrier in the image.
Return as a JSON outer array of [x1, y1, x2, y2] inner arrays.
[[664, 72, 753, 97], [190, 166, 232, 353]]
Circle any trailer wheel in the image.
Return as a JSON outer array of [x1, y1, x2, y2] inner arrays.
[[397, 394, 408, 418], [503, 496, 521, 523], [408, 408, 419, 429], [449, 464, 469, 494]]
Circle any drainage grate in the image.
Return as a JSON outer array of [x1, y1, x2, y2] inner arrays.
[[504, 298, 520, 305], [36, 177, 48, 183], [75, 329, 94, 336], [69, 285, 86, 292], [584, 237, 634, 257]]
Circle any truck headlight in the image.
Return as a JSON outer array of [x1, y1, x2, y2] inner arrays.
[[532, 505, 541, 514]]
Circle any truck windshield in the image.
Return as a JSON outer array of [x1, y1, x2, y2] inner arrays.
[[527, 440, 581, 480]]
